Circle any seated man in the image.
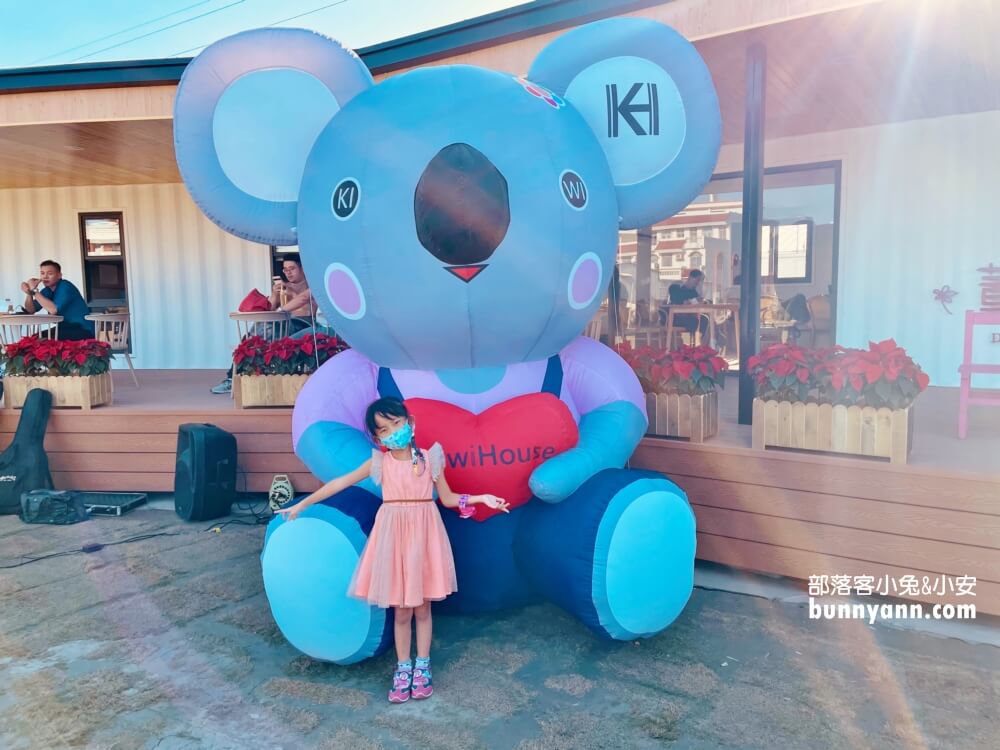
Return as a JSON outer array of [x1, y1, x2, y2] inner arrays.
[[269, 256, 316, 333], [660, 269, 709, 342], [20, 260, 95, 341]]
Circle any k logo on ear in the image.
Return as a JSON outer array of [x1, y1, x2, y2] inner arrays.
[[528, 18, 721, 230]]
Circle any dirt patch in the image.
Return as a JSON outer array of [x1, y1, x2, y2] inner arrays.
[[218, 601, 284, 643], [439, 639, 536, 718], [376, 714, 485, 750], [259, 677, 370, 710], [268, 704, 322, 733], [0, 667, 168, 748], [149, 585, 228, 623], [516, 711, 623, 750], [315, 727, 385, 750], [631, 696, 688, 742], [286, 654, 338, 678], [601, 647, 721, 699], [186, 568, 264, 603], [152, 535, 262, 575], [692, 679, 837, 749], [178, 632, 256, 680], [543, 673, 595, 697]]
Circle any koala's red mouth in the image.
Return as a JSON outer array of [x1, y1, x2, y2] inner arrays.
[[445, 264, 488, 283]]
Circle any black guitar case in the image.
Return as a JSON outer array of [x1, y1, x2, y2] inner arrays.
[[0, 388, 55, 515]]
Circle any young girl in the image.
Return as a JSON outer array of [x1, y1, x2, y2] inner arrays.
[[277, 397, 509, 703]]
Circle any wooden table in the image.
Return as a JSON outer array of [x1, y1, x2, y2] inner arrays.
[[664, 303, 740, 361], [761, 319, 797, 344], [228, 311, 291, 342], [0, 313, 63, 344]]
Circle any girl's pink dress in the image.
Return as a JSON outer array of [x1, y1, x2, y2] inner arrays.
[[349, 443, 458, 608]]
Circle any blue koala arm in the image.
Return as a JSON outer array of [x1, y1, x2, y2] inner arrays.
[[529, 400, 646, 502], [296, 420, 380, 496], [529, 337, 648, 502]]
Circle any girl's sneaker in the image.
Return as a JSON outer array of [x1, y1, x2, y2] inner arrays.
[[388, 666, 412, 704], [411, 662, 433, 699]]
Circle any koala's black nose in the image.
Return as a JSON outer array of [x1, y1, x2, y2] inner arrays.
[[414, 143, 510, 272]]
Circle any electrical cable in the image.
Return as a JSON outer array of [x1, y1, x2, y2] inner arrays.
[[71, 0, 248, 62], [202, 462, 273, 531], [29, 1, 215, 65], [169, 0, 351, 57], [0, 532, 181, 569]]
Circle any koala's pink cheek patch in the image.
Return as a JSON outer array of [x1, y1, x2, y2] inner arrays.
[[324, 262, 366, 321], [568, 252, 602, 310]]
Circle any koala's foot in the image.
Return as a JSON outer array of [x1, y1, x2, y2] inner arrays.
[[515, 469, 696, 640], [262, 489, 391, 664]]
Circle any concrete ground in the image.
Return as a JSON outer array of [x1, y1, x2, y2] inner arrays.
[[1, 507, 997, 750]]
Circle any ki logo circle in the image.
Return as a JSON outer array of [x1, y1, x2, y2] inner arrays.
[[332, 178, 360, 220]]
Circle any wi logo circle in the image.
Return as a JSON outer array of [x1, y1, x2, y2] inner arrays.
[[560, 170, 587, 210]]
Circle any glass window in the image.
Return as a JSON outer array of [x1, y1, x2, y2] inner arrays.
[[762, 220, 812, 282], [78, 212, 128, 310], [612, 162, 839, 361], [81, 215, 122, 258]]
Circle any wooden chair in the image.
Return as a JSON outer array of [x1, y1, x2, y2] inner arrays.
[[584, 306, 606, 340], [804, 294, 832, 348], [0, 314, 60, 345], [86, 312, 138, 387], [759, 295, 783, 346]]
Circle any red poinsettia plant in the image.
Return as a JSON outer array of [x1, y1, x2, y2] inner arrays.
[[749, 339, 929, 409], [814, 339, 930, 409], [746, 343, 820, 403], [615, 342, 729, 395], [1, 336, 112, 377], [233, 333, 349, 376]]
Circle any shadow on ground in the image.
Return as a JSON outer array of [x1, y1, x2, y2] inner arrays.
[[0, 509, 997, 749]]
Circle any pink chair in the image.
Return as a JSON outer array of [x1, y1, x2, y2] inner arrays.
[[957, 309, 1000, 438]]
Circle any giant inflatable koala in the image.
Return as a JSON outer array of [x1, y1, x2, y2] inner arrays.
[[174, 16, 720, 664]]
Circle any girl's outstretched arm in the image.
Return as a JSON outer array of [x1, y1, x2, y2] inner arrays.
[[434, 472, 510, 514], [277, 458, 372, 521]]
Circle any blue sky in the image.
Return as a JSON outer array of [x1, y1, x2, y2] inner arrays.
[[0, 0, 522, 69]]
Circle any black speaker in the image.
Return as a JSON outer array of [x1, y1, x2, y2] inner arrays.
[[174, 424, 237, 521]]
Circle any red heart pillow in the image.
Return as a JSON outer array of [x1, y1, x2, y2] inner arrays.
[[407, 394, 578, 521]]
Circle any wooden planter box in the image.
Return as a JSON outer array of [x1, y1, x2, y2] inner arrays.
[[233, 374, 309, 408], [645, 391, 719, 443], [752, 398, 914, 464], [2, 372, 113, 410]]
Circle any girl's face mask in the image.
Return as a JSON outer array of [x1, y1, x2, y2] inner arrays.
[[380, 421, 414, 450]]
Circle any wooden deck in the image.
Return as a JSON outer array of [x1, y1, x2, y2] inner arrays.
[[0, 370, 313, 494], [633, 382, 1000, 616], [2, 369, 998, 615]]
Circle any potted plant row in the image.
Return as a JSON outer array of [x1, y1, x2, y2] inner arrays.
[[1, 336, 113, 410], [615, 342, 729, 443], [232, 333, 349, 408], [748, 339, 929, 464]]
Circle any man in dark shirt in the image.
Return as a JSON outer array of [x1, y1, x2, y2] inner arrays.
[[21, 260, 95, 341], [660, 269, 709, 341]]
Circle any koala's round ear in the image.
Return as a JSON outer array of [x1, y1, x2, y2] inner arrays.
[[528, 18, 720, 229], [174, 28, 373, 245]]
